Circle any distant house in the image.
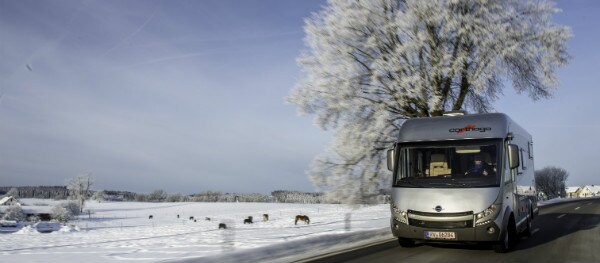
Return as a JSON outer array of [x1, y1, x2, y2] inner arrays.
[[0, 205, 53, 221], [0, 196, 20, 206], [0, 197, 52, 221], [575, 185, 600, 198], [565, 187, 581, 198], [21, 206, 53, 221]]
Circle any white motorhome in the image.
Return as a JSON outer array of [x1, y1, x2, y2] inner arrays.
[[386, 112, 537, 253]]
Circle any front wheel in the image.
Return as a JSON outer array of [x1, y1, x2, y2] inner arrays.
[[523, 216, 533, 238], [398, 237, 415, 247], [493, 219, 516, 253]]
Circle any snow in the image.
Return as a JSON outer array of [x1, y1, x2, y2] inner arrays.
[[3, 197, 598, 262], [0, 199, 392, 263], [538, 196, 600, 207], [13, 225, 38, 235]]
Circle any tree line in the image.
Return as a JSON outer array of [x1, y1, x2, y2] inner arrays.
[[0, 186, 69, 199], [0, 186, 359, 204]]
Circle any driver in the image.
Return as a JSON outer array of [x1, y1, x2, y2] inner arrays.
[[466, 153, 493, 176]]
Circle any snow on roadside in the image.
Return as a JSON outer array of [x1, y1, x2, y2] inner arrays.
[[13, 225, 39, 235], [0, 201, 391, 263], [538, 196, 600, 207], [58, 225, 81, 233], [166, 228, 394, 263]]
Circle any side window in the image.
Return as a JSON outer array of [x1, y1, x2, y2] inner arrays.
[[504, 153, 511, 183], [521, 148, 527, 170], [528, 141, 534, 159]]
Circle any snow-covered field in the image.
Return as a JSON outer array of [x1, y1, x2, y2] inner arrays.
[[3, 197, 588, 263], [0, 200, 391, 263]]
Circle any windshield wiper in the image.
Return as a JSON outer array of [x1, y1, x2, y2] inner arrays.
[[397, 177, 424, 188], [443, 180, 469, 188], [427, 178, 469, 188]]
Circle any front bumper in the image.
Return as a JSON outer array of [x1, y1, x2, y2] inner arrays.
[[390, 218, 501, 242]]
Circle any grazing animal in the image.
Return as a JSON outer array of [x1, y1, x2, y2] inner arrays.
[[205, 217, 211, 221], [243, 216, 253, 224], [295, 215, 310, 225], [149, 215, 153, 219], [262, 214, 269, 221], [218, 223, 227, 229], [177, 214, 180, 219], [194, 219, 197, 222], [189, 216, 194, 220]]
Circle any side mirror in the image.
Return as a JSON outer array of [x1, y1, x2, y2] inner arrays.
[[387, 149, 395, 171], [508, 144, 520, 169]]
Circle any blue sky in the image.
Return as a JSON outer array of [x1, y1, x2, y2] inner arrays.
[[0, 0, 598, 194]]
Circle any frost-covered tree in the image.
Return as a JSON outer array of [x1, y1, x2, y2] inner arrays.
[[66, 174, 94, 212], [6, 187, 19, 198], [167, 193, 186, 202], [147, 189, 167, 202], [51, 205, 73, 222], [92, 190, 105, 201], [288, 0, 570, 203], [61, 201, 82, 216], [535, 166, 569, 199], [1, 205, 25, 221]]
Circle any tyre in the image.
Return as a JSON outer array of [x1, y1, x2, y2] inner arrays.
[[493, 218, 516, 253], [523, 215, 533, 238], [398, 237, 415, 247]]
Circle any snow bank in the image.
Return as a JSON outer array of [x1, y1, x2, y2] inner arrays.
[[58, 224, 81, 233], [165, 228, 394, 263], [538, 196, 600, 207], [14, 225, 39, 234]]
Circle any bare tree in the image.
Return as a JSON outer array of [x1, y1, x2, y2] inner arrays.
[[66, 174, 94, 213], [288, 0, 571, 203], [535, 166, 569, 199]]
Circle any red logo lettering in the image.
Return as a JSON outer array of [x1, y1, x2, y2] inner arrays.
[[456, 125, 476, 134]]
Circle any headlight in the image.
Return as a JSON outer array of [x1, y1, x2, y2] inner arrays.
[[391, 203, 408, 224], [475, 204, 498, 225]]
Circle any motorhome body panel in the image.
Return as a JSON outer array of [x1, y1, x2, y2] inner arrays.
[[397, 113, 510, 142]]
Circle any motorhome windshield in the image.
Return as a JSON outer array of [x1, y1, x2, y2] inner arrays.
[[393, 140, 502, 188]]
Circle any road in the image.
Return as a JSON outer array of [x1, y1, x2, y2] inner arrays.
[[309, 198, 600, 263]]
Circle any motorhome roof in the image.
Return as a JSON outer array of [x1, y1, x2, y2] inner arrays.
[[397, 113, 515, 142]]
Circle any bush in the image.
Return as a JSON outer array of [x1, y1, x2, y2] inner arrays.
[[62, 201, 81, 216], [27, 215, 40, 222], [51, 205, 73, 222], [2, 205, 26, 222]]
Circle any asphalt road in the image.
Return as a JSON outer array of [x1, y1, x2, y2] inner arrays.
[[310, 198, 600, 263]]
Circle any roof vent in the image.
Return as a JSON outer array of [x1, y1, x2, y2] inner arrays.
[[443, 110, 466, 117]]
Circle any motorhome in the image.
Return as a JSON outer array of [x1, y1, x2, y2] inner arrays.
[[386, 112, 537, 253]]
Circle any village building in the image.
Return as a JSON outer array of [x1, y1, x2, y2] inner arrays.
[[565, 187, 581, 198], [574, 185, 600, 198], [0, 196, 21, 206]]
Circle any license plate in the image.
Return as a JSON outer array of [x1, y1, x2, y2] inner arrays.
[[425, 231, 456, 239]]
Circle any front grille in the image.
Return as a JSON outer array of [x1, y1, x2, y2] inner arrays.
[[408, 210, 473, 217], [407, 210, 474, 229], [408, 218, 473, 229]]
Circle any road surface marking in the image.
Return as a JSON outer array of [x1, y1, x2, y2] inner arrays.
[[557, 214, 566, 219], [531, 228, 540, 235], [575, 207, 581, 210]]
